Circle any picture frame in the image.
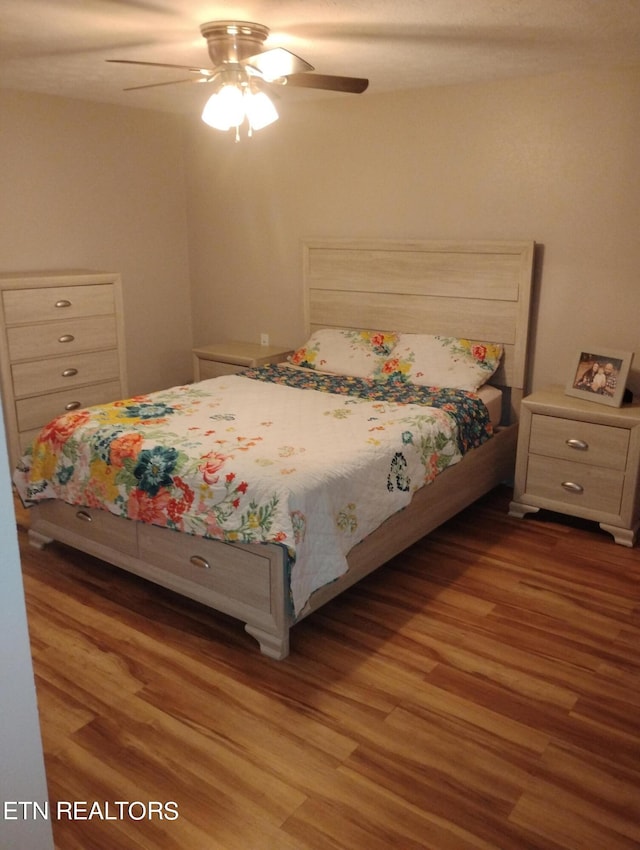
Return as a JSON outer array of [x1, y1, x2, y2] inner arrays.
[[565, 348, 633, 407]]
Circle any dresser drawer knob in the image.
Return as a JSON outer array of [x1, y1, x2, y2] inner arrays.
[[61, 368, 78, 377], [561, 481, 584, 493], [65, 401, 82, 411], [58, 334, 75, 343], [566, 438, 588, 451], [75, 510, 93, 523], [190, 555, 211, 570], [55, 299, 72, 308]]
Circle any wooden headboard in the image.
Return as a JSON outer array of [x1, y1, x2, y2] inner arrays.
[[303, 239, 535, 424]]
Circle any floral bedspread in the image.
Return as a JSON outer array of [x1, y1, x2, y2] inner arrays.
[[13, 365, 492, 616]]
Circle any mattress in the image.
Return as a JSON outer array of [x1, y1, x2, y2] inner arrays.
[[477, 384, 502, 428]]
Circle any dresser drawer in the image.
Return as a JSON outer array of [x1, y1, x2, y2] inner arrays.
[[7, 315, 118, 361], [529, 414, 629, 470], [18, 427, 47, 457], [2, 283, 115, 324], [12, 349, 120, 397], [525, 454, 624, 515], [16, 379, 122, 432]]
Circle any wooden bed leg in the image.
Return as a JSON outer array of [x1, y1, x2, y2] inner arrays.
[[244, 623, 290, 660], [28, 529, 54, 550]]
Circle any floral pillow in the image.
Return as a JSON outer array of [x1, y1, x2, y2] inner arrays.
[[375, 334, 503, 391], [288, 328, 398, 378]]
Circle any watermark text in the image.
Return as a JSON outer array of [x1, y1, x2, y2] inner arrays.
[[2, 800, 179, 821]]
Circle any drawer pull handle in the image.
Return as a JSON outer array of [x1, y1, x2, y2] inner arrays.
[[76, 510, 93, 523], [58, 334, 75, 343], [566, 438, 588, 451], [561, 481, 584, 494], [190, 555, 211, 570], [62, 368, 78, 377], [55, 299, 72, 308], [65, 401, 82, 411]]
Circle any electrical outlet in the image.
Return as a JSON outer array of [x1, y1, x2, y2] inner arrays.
[[260, 332, 269, 346]]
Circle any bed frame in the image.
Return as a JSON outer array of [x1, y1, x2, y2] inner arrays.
[[28, 239, 535, 659]]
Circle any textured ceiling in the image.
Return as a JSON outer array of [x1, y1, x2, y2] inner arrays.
[[3, 0, 640, 114]]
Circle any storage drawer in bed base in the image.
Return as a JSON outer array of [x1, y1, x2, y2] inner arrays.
[[28, 501, 291, 659]]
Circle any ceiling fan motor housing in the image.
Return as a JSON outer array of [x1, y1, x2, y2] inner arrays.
[[200, 21, 270, 66]]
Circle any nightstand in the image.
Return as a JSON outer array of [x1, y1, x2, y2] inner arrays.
[[192, 341, 293, 381], [509, 386, 640, 546]]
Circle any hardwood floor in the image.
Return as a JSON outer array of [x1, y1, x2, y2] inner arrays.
[[15, 486, 640, 850]]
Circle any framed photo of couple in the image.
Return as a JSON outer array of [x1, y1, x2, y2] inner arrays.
[[566, 348, 633, 407]]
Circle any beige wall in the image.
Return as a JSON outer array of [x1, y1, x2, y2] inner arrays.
[[0, 89, 193, 395], [1, 64, 639, 398], [185, 65, 640, 395]]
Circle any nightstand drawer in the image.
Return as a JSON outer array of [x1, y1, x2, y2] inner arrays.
[[198, 359, 244, 379], [193, 342, 293, 382], [529, 414, 629, 470], [525, 454, 624, 514]]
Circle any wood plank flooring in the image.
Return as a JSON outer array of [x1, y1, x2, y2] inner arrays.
[[15, 486, 640, 850]]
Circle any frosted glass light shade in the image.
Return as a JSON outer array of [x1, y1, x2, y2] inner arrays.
[[201, 84, 245, 130], [201, 85, 278, 133], [245, 90, 278, 130]]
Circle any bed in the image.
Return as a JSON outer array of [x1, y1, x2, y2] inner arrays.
[[14, 239, 535, 659]]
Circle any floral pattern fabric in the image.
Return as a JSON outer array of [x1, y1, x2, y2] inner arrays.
[[288, 328, 399, 378], [14, 365, 492, 616], [375, 334, 504, 391], [287, 328, 503, 392]]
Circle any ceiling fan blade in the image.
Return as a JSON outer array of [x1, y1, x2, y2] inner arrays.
[[123, 77, 210, 92], [244, 47, 314, 80], [283, 73, 369, 94], [107, 59, 213, 75]]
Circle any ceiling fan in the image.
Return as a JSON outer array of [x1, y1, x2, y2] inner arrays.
[[107, 21, 369, 135]]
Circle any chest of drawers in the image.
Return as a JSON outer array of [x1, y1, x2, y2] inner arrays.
[[0, 271, 128, 465], [509, 386, 640, 546]]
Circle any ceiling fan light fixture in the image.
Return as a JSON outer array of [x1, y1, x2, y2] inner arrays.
[[109, 19, 369, 132], [201, 82, 278, 134], [201, 83, 245, 130], [244, 89, 278, 130]]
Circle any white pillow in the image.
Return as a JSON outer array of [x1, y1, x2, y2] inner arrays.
[[288, 328, 398, 378], [375, 334, 503, 391]]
